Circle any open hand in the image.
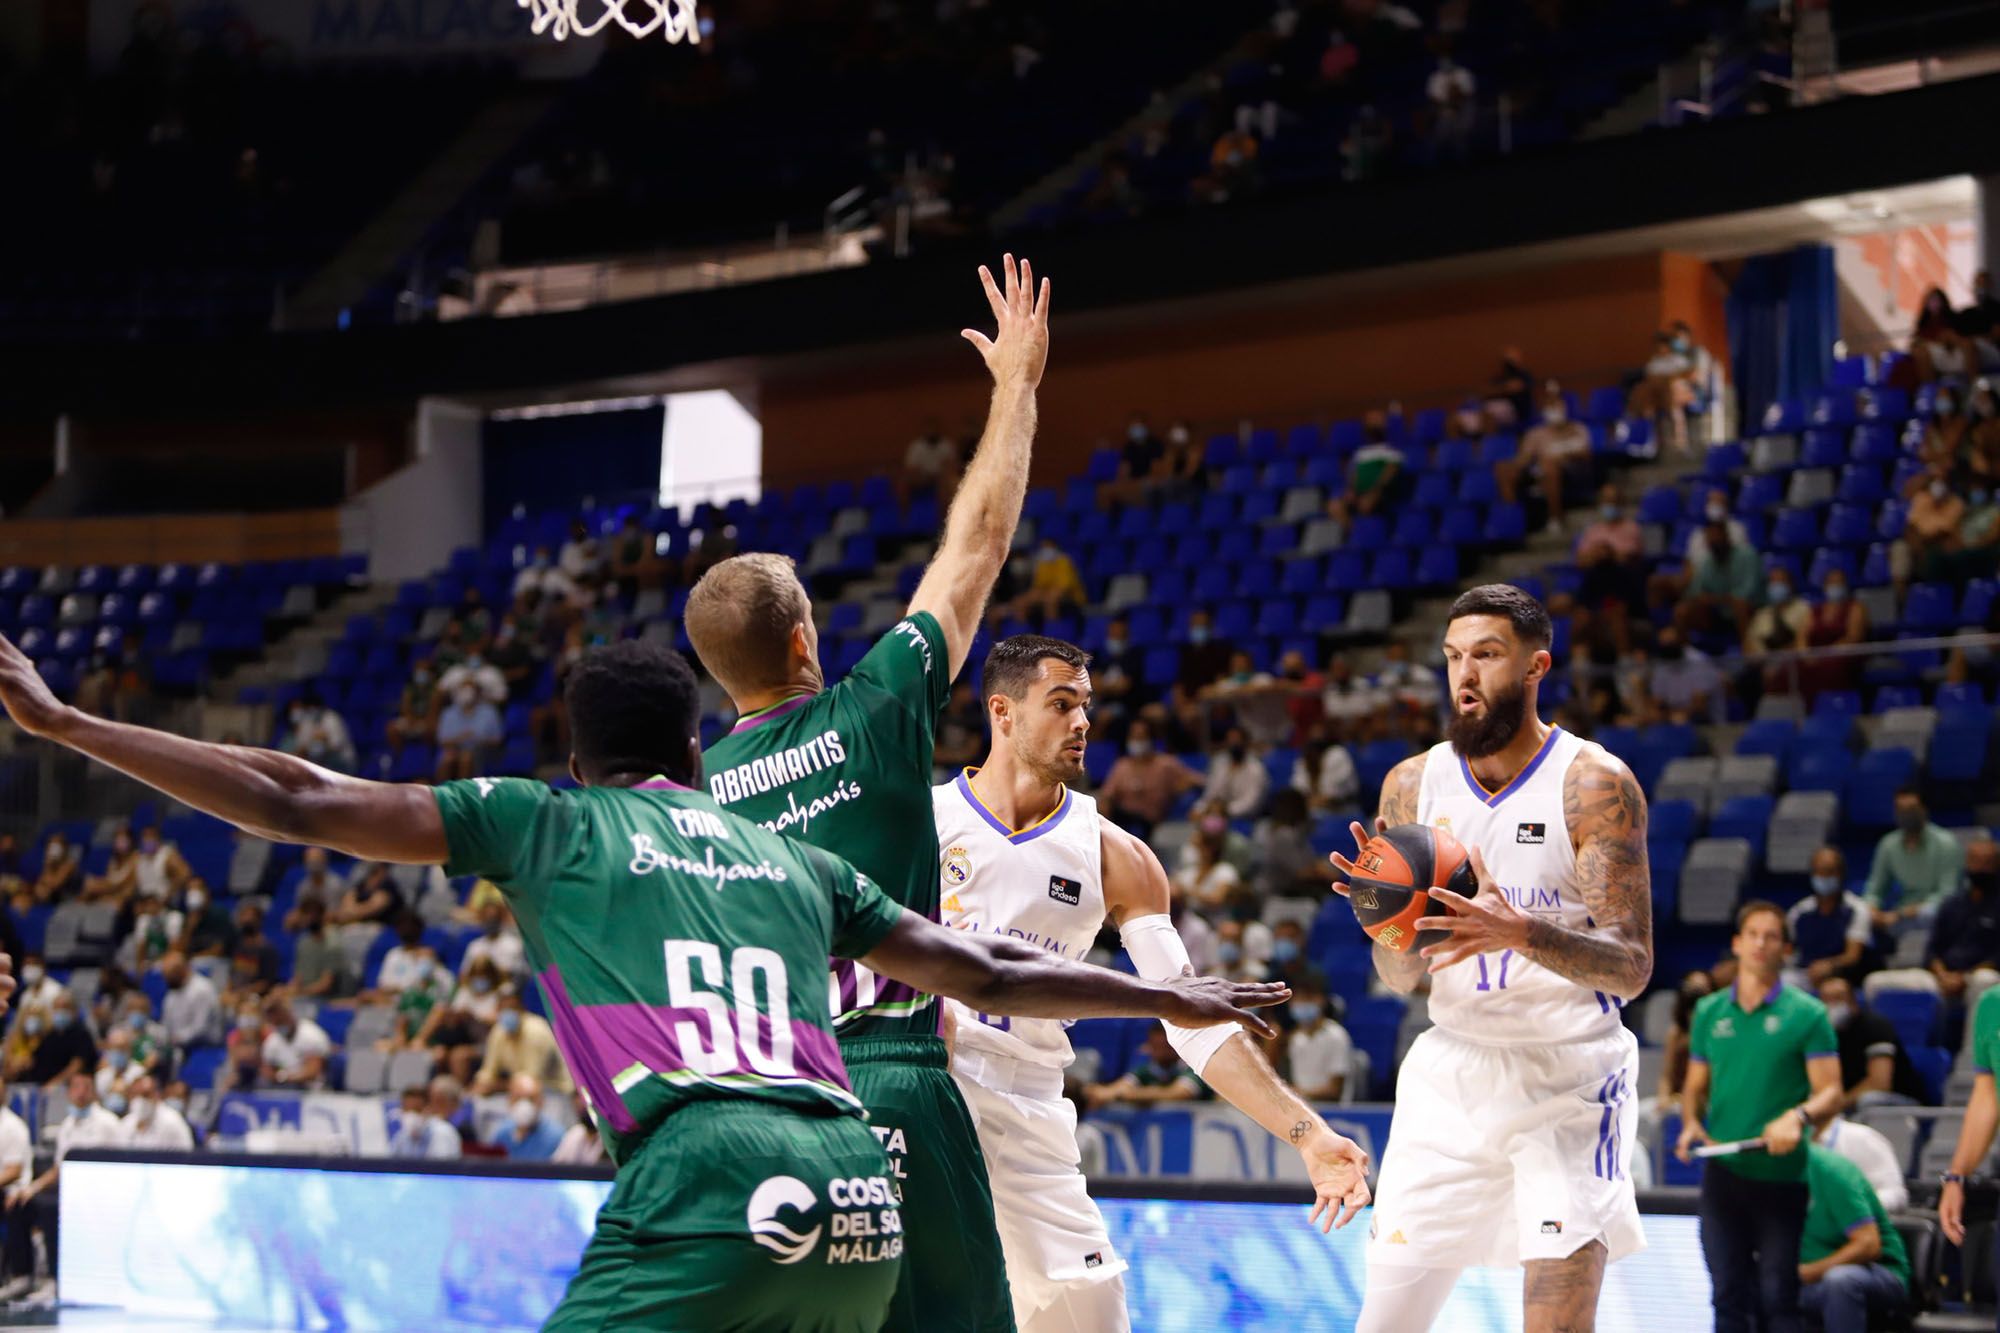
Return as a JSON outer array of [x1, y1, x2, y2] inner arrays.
[[1328, 818, 1388, 898], [1159, 966, 1289, 1039], [0, 633, 69, 740], [961, 254, 1051, 389], [1415, 846, 1530, 973], [1298, 1126, 1372, 1233]]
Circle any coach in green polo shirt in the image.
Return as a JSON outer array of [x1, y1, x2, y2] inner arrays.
[[1937, 985, 2000, 1292], [1798, 1143, 1909, 1333], [1679, 901, 1844, 1333]]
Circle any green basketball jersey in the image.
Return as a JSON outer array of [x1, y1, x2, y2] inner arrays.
[[432, 776, 904, 1167], [702, 613, 954, 1041]]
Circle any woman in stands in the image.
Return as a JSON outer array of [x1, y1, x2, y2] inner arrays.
[[1797, 569, 1868, 706], [80, 826, 139, 905]]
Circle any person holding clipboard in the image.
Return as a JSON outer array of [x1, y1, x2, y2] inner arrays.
[[1677, 901, 1845, 1332]]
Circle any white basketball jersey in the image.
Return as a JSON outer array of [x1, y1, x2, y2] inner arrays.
[[933, 771, 1106, 1069], [1415, 727, 1625, 1046]]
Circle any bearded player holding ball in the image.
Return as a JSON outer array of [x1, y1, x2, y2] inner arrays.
[[1331, 585, 1654, 1333]]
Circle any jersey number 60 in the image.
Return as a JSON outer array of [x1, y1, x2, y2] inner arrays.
[[665, 941, 798, 1077]]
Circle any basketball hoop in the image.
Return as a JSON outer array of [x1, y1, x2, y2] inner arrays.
[[518, 0, 701, 42]]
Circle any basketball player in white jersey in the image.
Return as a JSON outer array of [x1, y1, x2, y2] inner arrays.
[[1332, 584, 1653, 1333], [935, 634, 1373, 1333]]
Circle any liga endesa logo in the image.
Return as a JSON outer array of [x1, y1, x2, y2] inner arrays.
[[747, 1176, 822, 1265]]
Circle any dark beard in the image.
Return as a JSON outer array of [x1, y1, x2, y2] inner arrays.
[[1447, 680, 1528, 759]]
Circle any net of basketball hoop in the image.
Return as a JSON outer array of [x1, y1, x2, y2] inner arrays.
[[518, 0, 701, 42]]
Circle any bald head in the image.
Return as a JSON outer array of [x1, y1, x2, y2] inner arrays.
[[685, 553, 817, 699]]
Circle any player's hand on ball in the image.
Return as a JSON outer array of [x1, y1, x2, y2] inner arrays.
[[1674, 1119, 1710, 1163], [1298, 1127, 1372, 1234], [1161, 966, 1289, 1038], [961, 254, 1051, 389], [1326, 817, 1389, 897], [1414, 847, 1530, 972]]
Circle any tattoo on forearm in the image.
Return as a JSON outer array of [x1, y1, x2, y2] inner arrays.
[[1371, 758, 1430, 994], [1523, 759, 1652, 998], [1290, 1120, 1311, 1145]]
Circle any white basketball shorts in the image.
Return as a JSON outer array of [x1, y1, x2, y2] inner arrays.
[[1367, 1024, 1646, 1270]]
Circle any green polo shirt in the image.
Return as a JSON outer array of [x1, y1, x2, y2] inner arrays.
[[1801, 1145, 1909, 1289], [1690, 980, 1837, 1182], [1969, 986, 2000, 1076], [1864, 823, 1965, 911]]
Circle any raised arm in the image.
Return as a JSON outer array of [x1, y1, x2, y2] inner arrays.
[[1101, 816, 1372, 1232], [0, 634, 446, 865], [859, 908, 1281, 1032], [1328, 754, 1429, 996], [907, 255, 1051, 676]]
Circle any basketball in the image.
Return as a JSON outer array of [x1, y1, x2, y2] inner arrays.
[[1345, 824, 1479, 954]]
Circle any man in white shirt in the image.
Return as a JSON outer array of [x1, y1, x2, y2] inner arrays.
[[1200, 728, 1270, 819], [1286, 979, 1354, 1102], [1814, 1116, 1909, 1211], [94, 1028, 142, 1110], [2, 1072, 122, 1298], [439, 652, 507, 706], [389, 1084, 462, 1160], [1426, 54, 1476, 149], [12, 956, 63, 1015], [460, 902, 526, 980], [374, 914, 440, 997], [258, 996, 331, 1090], [0, 1080, 32, 1206], [904, 426, 956, 495], [119, 1075, 195, 1151], [159, 952, 222, 1049]]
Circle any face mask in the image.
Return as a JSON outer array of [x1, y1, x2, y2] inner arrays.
[[404, 1110, 428, 1131], [124, 1013, 146, 1031], [1200, 816, 1227, 837], [186, 890, 206, 911], [1168, 426, 1189, 446], [164, 1097, 186, 1116], [1898, 809, 1927, 835], [1217, 942, 1242, 966], [1128, 423, 1148, 442], [1289, 1000, 1321, 1026], [103, 1092, 127, 1116], [129, 1097, 154, 1122], [1105, 637, 1127, 655], [499, 1010, 522, 1034], [470, 977, 493, 995], [51, 1011, 74, 1031], [1767, 581, 1790, 605], [1600, 503, 1619, 521], [1936, 399, 1956, 419], [238, 1010, 261, 1030], [1825, 1003, 1852, 1029], [1126, 739, 1153, 759], [1272, 939, 1301, 964], [107, 1050, 129, 1071], [21, 965, 42, 986], [1543, 405, 1567, 425], [414, 670, 432, 685], [1705, 502, 1727, 524], [510, 1099, 540, 1130], [1188, 626, 1210, 646], [23, 1018, 43, 1038], [1824, 583, 1848, 603], [1932, 481, 1950, 501], [67, 1103, 87, 1120], [1811, 875, 1841, 897]]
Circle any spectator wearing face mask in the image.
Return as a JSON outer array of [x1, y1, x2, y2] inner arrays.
[[1085, 1028, 1209, 1110], [1744, 567, 1811, 703], [1335, 414, 1405, 521], [1211, 918, 1272, 983], [1200, 727, 1269, 819], [1500, 382, 1595, 534], [374, 913, 436, 997], [473, 988, 571, 1096], [435, 685, 503, 782], [1573, 486, 1647, 645], [1816, 976, 1924, 1114], [1105, 414, 1164, 504], [492, 1073, 564, 1161], [1864, 787, 1964, 935], [159, 951, 222, 1050], [280, 691, 357, 774], [1646, 627, 1723, 725], [553, 1092, 606, 1165], [259, 996, 331, 1090], [1253, 790, 1329, 900], [1169, 609, 1234, 747], [1967, 379, 2000, 473], [1922, 839, 2000, 1010], [386, 656, 441, 755], [1627, 326, 1703, 453], [290, 899, 352, 1001], [30, 831, 79, 905], [1487, 346, 1536, 428], [1676, 516, 1762, 639], [389, 1083, 462, 1160], [1286, 980, 1352, 1102], [176, 878, 234, 959], [227, 903, 281, 996], [2, 1072, 121, 1301], [328, 861, 403, 962], [81, 826, 139, 905], [1293, 731, 1360, 817], [1899, 462, 1965, 580], [1318, 657, 1376, 725], [460, 901, 525, 981], [2, 1006, 49, 1084], [414, 957, 505, 1086], [114, 895, 183, 976], [429, 1074, 476, 1143], [112, 994, 167, 1079], [94, 1028, 142, 1113], [26, 996, 97, 1090], [1096, 718, 1201, 838], [12, 956, 62, 1016], [440, 648, 507, 707], [1174, 803, 1253, 913], [131, 825, 190, 904], [1783, 848, 1874, 990], [118, 1074, 194, 1151], [1797, 570, 1867, 704], [1264, 920, 1312, 985]]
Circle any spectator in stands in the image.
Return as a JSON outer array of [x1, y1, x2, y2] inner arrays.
[[558, 520, 604, 592], [513, 545, 579, 608], [435, 685, 503, 782], [474, 987, 570, 1096], [386, 657, 440, 756], [1336, 416, 1405, 521], [3, 1071, 121, 1300], [1319, 656, 1376, 725], [996, 536, 1086, 626], [30, 830, 78, 904], [1909, 286, 1977, 383], [1499, 382, 1594, 533], [1917, 389, 1972, 473], [1097, 718, 1201, 837], [486, 616, 540, 704], [0, 1006, 48, 1084], [1676, 515, 1761, 638], [1797, 569, 1867, 703], [1486, 347, 1536, 428], [1085, 1028, 1206, 1109], [933, 680, 986, 775], [1424, 51, 1476, 159], [258, 996, 330, 1091], [1286, 980, 1351, 1102], [94, 1028, 141, 1113], [1811, 1114, 1908, 1212], [1087, 618, 1144, 739], [1370, 640, 1435, 714], [1647, 972, 1713, 1137], [1195, 124, 1260, 204], [81, 826, 138, 904], [429, 1073, 475, 1144], [113, 894, 179, 977], [1110, 414, 1164, 501], [0, 834, 22, 897], [0, 1079, 29, 1271], [113, 993, 166, 1081], [1266, 920, 1311, 985], [1175, 807, 1246, 914], [127, 824, 187, 906], [1924, 838, 2000, 1007], [1797, 1141, 1910, 1333], [119, 1074, 193, 1150], [494, 1073, 564, 1161], [26, 994, 96, 1091], [903, 421, 955, 498], [283, 847, 347, 928], [279, 690, 357, 774], [553, 1092, 605, 1165], [1341, 103, 1393, 182], [227, 902, 280, 997], [1573, 485, 1646, 649], [159, 952, 221, 1050], [375, 912, 439, 998], [607, 518, 669, 600], [1199, 727, 1268, 818], [414, 956, 505, 1086], [176, 877, 233, 958], [1900, 463, 1966, 581], [1154, 421, 1203, 502], [328, 861, 403, 958], [449, 585, 494, 648], [1744, 566, 1811, 701], [1253, 789, 1327, 899], [440, 648, 507, 707], [1294, 730, 1361, 816], [290, 898, 351, 1001], [1170, 610, 1232, 746], [1317, 27, 1359, 88], [1816, 977, 1923, 1112], [1627, 328, 1702, 454], [390, 1083, 462, 1160], [222, 1024, 263, 1094], [1646, 626, 1723, 724], [461, 902, 525, 981], [1865, 787, 1965, 934], [1784, 849, 1873, 988]]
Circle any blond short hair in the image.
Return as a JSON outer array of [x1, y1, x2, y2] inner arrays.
[[685, 552, 809, 695]]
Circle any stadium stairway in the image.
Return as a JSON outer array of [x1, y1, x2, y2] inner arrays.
[[207, 580, 400, 714]]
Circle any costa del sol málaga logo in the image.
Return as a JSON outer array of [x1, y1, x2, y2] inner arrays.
[[748, 1176, 822, 1265]]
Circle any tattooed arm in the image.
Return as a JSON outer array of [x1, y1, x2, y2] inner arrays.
[[1356, 756, 1429, 995], [1415, 750, 1652, 999]]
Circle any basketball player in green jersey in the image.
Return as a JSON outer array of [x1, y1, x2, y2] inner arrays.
[[690, 255, 1047, 1331], [0, 633, 1285, 1332]]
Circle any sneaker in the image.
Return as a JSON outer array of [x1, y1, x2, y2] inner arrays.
[[24, 1279, 54, 1306], [0, 1275, 33, 1301]]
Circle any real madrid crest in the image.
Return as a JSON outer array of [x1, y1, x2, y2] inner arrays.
[[1435, 816, 1451, 834], [942, 845, 972, 887]]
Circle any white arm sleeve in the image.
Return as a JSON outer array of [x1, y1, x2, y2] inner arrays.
[[1119, 913, 1241, 1076]]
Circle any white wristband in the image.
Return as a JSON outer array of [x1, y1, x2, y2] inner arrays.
[[1118, 913, 1240, 1076]]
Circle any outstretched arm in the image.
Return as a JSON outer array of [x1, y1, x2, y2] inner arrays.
[[0, 633, 447, 864], [1415, 750, 1653, 1001], [1102, 818, 1371, 1232], [860, 909, 1282, 1033], [1328, 755, 1429, 995], [907, 255, 1051, 676]]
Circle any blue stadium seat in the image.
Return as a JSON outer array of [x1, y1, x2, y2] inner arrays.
[[1439, 506, 1484, 547], [1812, 690, 1862, 718], [1859, 387, 1910, 421], [1902, 584, 1955, 634], [1356, 740, 1412, 795], [1872, 989, 1941, 1053], [1415, 547, 1459, 588], [1301, 595, 1345, 634], [1836, 465, 1886, 507], [1931, 710, 1991, 783], [1280, 558, 1321, 596], [1639, 487, 1682, 525], [1348, 515, 1389, 550], [1650, 799, 1698, 844], [1859, 545, 1895, 590], [1805, 549, 1856, 588], [1254, 600, 1295, 638], [1770, 509, 1820, 553], [1196, 494, 1238, 530], [1937, 683, 1990, 711], [1962, 580, 1998, 625], [1907, 1046, 1952, 1105], [1411, 408, 1447, 444], [1325, 551, 1366, 593], [1412, 473, 1453, 510], [1871, 685, 1921, 712], [1799, 428, 1846, 469], [1392, 509, 1435, 548], [1457, 470, 1499, 505], [1786, 745, 1852, 794], [1328, 419, 1364, 454], [1434, 440, 1473, 473], [1736, 720, 1795, 757], [1705, 442, 1748, 477], [1484, 504, 1527, 545], [1845, 748, 1916, 827], [1219, 465, 1259, 495], [1286, 423, 1324, 457], [1586, 386, 1625, 422], [1762, 398, 1806, 433], [1849, 423, 1898, 466], [1369, 550, 1412, 590], [1203, 435, 1241, 471], [1735, 473, 1783, 514], [1710, 796, 1773, 856]]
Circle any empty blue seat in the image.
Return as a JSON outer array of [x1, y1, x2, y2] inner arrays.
[[1412, 408, 1448, 444], [1871, 990, 1940, 1054], [1348, 515, 1389, 550], [1771, 509, 1820, 553], [1301, 594, 1346, 633], [1639, 486, 1682, 525], [1872, 684, 1922, 712], [1258, 524, 1298, 558], [1859, 544, 1895, 589], [1484, 504, 1527, 544], [1457, 470, 1499, 505], [1786, 745, 1852, 793], [1280, 558, 1322, 596], [1203, 435, 1241, 471], [1937, 682, 1990, 711], [1736, 473, 1784, 513], [1439, 506, 1484, 546], [1902, 584, 1954, 634], [1325, 552, 1366, 592], [1736, 719, 1796, 757], [1254, 600, 1295, 637], [1415, 547, 1459, 588], [1412, 473, 1453, 509], [1286, 423, 1324, 456], [1845, 748, 1916, 827], [1196, 494, 1238, 529], [1813, 690, 1862, 718], [1219, 464, 1259, 494], [1710, 796, 1774, 855], [1435, 440, 1473, 473], [1479, 434, 1519, 466], [1762, 399, 1806, 433], [1963, 580, 1998, 625], [1369, 550, 1413, 590], [1822, 504, 1873, 548], [1393, 510, 1435, 548], [1586, 386, 1626, 422], [1850, 423, 1899, 466], [1836, 465, 1886, 507], [1650, 799, 1698, 843], [1859, 387, 1910, 421], [1799, 428, 1846, 468], [1931, 710, 1991, 782], [1809, 392, 1858, 428], [1705, 441, 1748, 477]]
